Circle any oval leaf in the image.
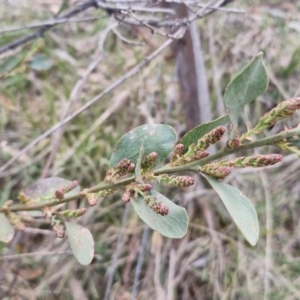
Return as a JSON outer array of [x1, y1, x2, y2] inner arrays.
[[224, 52, 268, 131], [110, 124, 177, 168], [181, 114, 229, 150], [201, 174, 259, 246], [23, 177, 80, 216], [23, 177, 80, 201], [131, 190, 188, 238], [28, 54, 53, 71], [66, 222, 94, 265], [0, 213, 15, 243]]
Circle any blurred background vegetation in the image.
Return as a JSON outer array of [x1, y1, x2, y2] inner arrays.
[[0, 0, 300, 299]]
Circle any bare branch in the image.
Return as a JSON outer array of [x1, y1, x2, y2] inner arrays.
[[0, 0, 98, 55], [0, 16, 108, 34]]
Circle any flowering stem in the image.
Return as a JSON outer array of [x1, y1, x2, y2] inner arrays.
[[2, 127, 300, 213]]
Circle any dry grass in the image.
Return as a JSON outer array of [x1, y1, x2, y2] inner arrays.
[[1, 1, 300, 299]]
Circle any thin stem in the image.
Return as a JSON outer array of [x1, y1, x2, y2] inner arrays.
[[1, 127, 299, 213]]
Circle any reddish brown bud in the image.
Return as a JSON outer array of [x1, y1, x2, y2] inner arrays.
[[136, 183, 152, 192], [55, 190, 64, 201], [170, 144, 185, 164], [150, 201, 169, 216], [197, 126, 226, 149], [227, 138, 241, 149], [62, 180, 79, 194], [105, 159, 134, 182], [122, 191, 132, 203], [142, 152, 158, 172]]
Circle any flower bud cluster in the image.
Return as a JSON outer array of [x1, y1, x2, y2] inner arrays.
[[54, 180, 79, 202], [51, 216, 65, 238], [197, 126, 226, 150], [170, 144, 184, 164], [122, 183, 152, 203], [221, 154, 283, 168], [242, 98, 300, 140], [158, 175, 195, 187], [199, 164, 231, 180], [144, 196, 169, 216], [60, 208, 87, 218], [170, 144, 209, 166], [105, 159, 135, 182], [141, 152, 158, 173], [150, 201, 169, 216]]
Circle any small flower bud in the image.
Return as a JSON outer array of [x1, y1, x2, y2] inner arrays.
[[53, 223, 65, 238], [86, 193, 100, 206], [170, 144, 184, 164], [55, 190, 64, 201], [142, 152, 158, 172], [199, 164, 231, 180], [105, 159, 135, 182], [51, 216, 65, 238], [136, 183, 152, 192], [62, 181, 79, 194], [197, 126, 225, 149], [122, 191, 132, 203], [227, 138, 241, 149]]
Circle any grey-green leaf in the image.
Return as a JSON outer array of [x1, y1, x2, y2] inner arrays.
[[66, 222, 94, 265], [202, 174, 259, 246], [224, 52, 268, 131], [131, 190, 188, 238], [181, 114, 229, 150], [28, 54, 53, 71], [0, 213, 15, 243], [22, 177, 80, 216], [110, 124, 177, 168]]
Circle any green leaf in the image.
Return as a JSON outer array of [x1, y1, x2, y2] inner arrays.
[[131, 190, 188, 238], [22, 177, 80, 216], [0, 55, 23, 74], [201, 174, 259, 246], [0, 213, 15, 243], [224, 52, 268, 131], [181, 114, 229, 150], [28, 54, 53, 71], [66, 222, 94, 265], [23, 177, 80, 200], [110, 124, 177, 168]]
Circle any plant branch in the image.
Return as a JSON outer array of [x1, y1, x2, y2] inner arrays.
[[2, 127, 299, 213], [0, 0, 98, 55]]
